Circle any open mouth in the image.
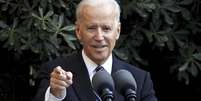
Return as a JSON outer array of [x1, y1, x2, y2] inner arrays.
[[92, 45, 107, 48], [91, 45, 108, 51]]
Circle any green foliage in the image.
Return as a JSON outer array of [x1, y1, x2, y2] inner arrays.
[[0, 0, 79, 62], [0, 0, 201, 87], [116, 0, 201, 85]]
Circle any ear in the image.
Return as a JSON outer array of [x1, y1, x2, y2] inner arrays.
[[75, 22, 81, 41], [115, 22, 121, 40]]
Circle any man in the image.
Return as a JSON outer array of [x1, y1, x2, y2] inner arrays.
[[32, 0, 158, 101]]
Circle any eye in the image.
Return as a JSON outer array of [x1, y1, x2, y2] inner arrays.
[[102, 26, 112, 32], [87, 26, 97, 31]]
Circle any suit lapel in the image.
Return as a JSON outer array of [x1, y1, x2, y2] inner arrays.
[[112, 56, 124, 74], [71, 53, 126, 101], [71, 53, 97, 101]]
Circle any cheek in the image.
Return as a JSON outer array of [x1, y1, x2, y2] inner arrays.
[[108, 37, 117, 48], [78, 30, 90, 42], [81, 34, 94, 47]]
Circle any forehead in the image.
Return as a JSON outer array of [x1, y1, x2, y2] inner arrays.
[[80, 5, 116, 23]]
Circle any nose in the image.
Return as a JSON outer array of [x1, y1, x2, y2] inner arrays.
[[94, 28, 104, 41]]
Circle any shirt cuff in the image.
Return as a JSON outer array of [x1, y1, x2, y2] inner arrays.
[[45, 86, 66, 101]]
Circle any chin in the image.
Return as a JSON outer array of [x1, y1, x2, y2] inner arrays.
[[93, 54, 108, 63]]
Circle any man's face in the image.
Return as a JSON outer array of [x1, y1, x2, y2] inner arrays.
[[76, 5, 121, 64]]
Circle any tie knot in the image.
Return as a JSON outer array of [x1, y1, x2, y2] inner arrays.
[[95, 65, 104, 72]]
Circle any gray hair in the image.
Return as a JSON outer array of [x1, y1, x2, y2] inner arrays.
[[76, 0, 121, 23]]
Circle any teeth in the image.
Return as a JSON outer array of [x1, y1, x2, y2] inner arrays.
[[95, 46, 103, 48], [93, 45, 106, 48]]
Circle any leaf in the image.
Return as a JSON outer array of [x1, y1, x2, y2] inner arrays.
[[9, 3, 18, 14], [166, 36, 175, 51], [165, 5, 181, 13], [61, 33, 76, 41], [32, 0, 40, 8], [50, 35, 59, 49], [44, 11, 54, 19], [0, 21, 8, 28], [194, 60, 201, 71], [20, 44, 28, 50], [31, 13, 41, 20], [179, 62, 189, 72], [122, 5, 131, 19], [144, 30, 154, 43], [113, 49, 128, 61], [132, 49, 148, 66], [59, 0, 66, 8], [158, 32, 169, 42], [58, 14, 64, 28], [67, 40, 76, 50], [0, 0, 6, 3], [152, 10, 160, 23], [40, 0, 47, 8], [61, 25, 75, 31], [39, 7, 44, 17], [62, 34, 77, 49], [155, 35, 166, 47], [181, 8, 191, 21], [179, 0, 193, 5], [8, 30, 15, 46], [161, 10, 174, 25], [24, 0, 31, 9], [12, 18, 18, 28], [193, 53, 201, 61], [134, 7, 148, 18], [188, 62, 198, 77], [0, 30, 9, 41], [137, 2, 156, 12], [42, 21, 47, 30], [145, 3, 156, 10], [44, 42, 55, 54], [175, 30, 189, 35], [178, 71, 189, 85]]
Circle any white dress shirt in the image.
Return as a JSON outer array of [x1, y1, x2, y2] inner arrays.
[[45, 50, 113, 101]]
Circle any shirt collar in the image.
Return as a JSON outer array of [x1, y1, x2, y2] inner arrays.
[[82, 50, 113, 81]]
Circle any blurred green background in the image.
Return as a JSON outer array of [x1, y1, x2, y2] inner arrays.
[[0, 0, 201, 101]]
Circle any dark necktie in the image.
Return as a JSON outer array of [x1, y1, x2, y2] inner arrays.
[[95, 65, 104, 72], [93, 65, 104, 101]]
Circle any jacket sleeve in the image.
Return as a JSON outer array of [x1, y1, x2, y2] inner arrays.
[[140, 72, 158, 101]]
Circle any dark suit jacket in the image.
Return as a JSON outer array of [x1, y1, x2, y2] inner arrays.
[[32, 52, 157, 101]]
